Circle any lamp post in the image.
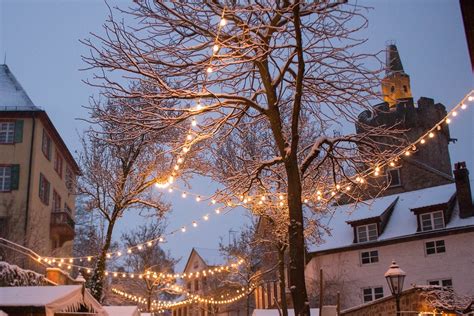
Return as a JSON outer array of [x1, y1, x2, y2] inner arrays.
[[384, 261, 406, 316]]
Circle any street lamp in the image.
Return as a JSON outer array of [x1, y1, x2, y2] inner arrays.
[[384, 261, 406, 315]]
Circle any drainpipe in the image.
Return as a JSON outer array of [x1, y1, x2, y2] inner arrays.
[[24, 114, 36, 241]]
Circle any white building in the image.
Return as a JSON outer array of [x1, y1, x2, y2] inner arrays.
[[305, 163, 474, 310]]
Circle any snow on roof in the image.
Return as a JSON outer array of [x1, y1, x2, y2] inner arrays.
[[308, 181, 474, 253], [252, 308, 339, 316], [194, 248, 227, 267], [103, 305, 140, 316], [0, 64, 39, 111], [0, 285, 107, 316]]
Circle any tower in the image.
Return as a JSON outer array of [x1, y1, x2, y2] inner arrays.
[[381, 44, 413, 107], [356, 45, 453, 196]]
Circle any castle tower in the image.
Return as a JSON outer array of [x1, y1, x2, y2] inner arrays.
[[356, 45, 453, 196], [381, 44, 413, 107]]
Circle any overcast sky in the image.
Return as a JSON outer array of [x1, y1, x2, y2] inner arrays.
[[1, 0, 473, 271]]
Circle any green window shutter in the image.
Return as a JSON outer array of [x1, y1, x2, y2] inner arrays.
[[10, 165, 20, 190], [14, 120, 24, 143]]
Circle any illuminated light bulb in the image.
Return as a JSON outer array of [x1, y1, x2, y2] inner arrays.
[[360, 178, 365, 184], [196, 196, 201, 202], [468, 96, 474, 101], [168, 188, 173, 193], [183, 147, 189, 153], [461, 103, 467, 110], [87, 269, 91, 274], [429, 132, 435, 138], [69, 258, 73, 263], [177, 157, 184, 164], [331, 191, 336, 196], [117, 251, 122, 256], [304, 199, 309, 203], [220, 18, 227, 26], [420, 139, 426, 144], [211, 199, 217, 204], [355, 176, 361, 183], [374, 171, 379, 176], [215, 208, 221, 214], [279, 194, 284, 200], [58, 263, 62, 267], [336, 184, 341, 190], [138, 245, 143, 250], [168, 176, 174, 183], [182, 192, 187, 198], [146, 241, 152, 247], [261, 196, 266, 201], [390, 161, 395, 167], [375, 167, 380, 172], [258, 201, 263, 205], [213, 44, 219, 52], [316, 190, 322, 195], [105, 272, 109, 276], [206, 66, 213, 73], [243, 198, 248, 203], [159, 237, 164, 242], [192, 221, 198, 227], [279, 202, 284, 207], [446, 118, 451, 124], [106, 253, 111, 258], [437, 125, 441, 131], [127, 249, 132, 254], [452, 111, 458, 117], [346, 186, 351, 191], [405, 151, 411, 156], [131, 274, 134, 278], [181, 227, 186, 233], [174, 165, 179, 171], [122, 273, 126, 278], [203, 215, 209, 221], [196, 103, 202, 111], [52, 259, 56, 263], [114, 272, 118, 277], [60, 258, 64, 263]]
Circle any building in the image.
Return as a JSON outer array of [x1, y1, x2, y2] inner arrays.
[[304, 45, 474, 310], [0, 64, 80, 262]]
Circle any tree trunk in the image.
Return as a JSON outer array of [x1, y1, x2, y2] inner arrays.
[[278, 245, 289, 316], [88, 219, 115, 301], [286, 161, 310, 316]]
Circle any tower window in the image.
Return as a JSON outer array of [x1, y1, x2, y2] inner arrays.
[[390, 86, 395, 93], [403, 85, 408, 93]]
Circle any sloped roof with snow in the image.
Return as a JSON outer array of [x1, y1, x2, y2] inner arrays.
[[0, 285, 107, 316], [103, 305, 140, 316], [0, 64, 39, 111], [308, 181, 474, 253]]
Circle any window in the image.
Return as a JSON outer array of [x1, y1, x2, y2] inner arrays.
[[357, 223, 378, 243], [52, 190, 61, 212], [428, 279, 452, 287], [425, 240, 446, 255], [361, 250, 379, 264], [187, 282, 191, 291], [0, 167, 12, 191], [403, 85, 408, 93], [194, 279, 199, 291], [54, 150, 63, 178], [363, 287, 383, 303], [420, 211, 445, 231], [39, 173, 50, 205], [65, 166, 75, 194], [390, 86, 395, 93], [387, 168, 401, 187], [42, 129, 52, 160], [0, 122, 15, 143]]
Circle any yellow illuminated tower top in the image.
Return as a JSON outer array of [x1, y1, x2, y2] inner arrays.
[[381, 44, 413, 108]]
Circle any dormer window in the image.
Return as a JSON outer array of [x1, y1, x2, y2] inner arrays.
[[387, 168, 401, 187], [357, 223, 378, 243], [420, 211, 445, 231]]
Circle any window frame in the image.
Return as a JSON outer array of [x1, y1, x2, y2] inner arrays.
[[387, 167, 401, 187], [360, 250, 379, 265], [65, 166, 75, 194], [0, 121, 15, 144], [357, 223, 378, 243], [39, 173, 50, 205], [0, 165, 12, 192], [420, 211, 445, 232], [54, 150, 63, 178], [362, 286, 384, 303], [425, 239, 446, 255], [428, 278, 453, 287], [52, 190, 61, 212], [42, 129, 52, 160]]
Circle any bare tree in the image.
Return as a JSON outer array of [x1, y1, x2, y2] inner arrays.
[[78, 117, 170, 301], [111, 221, 178, 312], [82, 2, 407, 314]]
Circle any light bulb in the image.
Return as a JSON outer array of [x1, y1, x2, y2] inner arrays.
[[405, 151, 411, 156], [127, 249, 132, 254], [192, 221, 198, 227], [429, 132, 435, 138], [279, 202, 284, 207], [215, 208, 221, 214], [168, 188, 173, 193], [420, 139, 426, 144], [159, 237, 164, 242], [452, 111, 458, 117], [191, 118, 197, 126], [182, 192, 187, 198], [461, 103, 467, 110], [213, 44, 219, 52], [177, 157, 184, 164], [211, 199, 216, 204], [174, 165, 179, 170], [138, 245, 143, 250], [303, 199, 308, 203], [220, 18, 227, 26], [468, 96, 473, 101], [446, 118, 451, 124], [374, 171, 379, 176], [196, 196, 201, 202], [316, 190, 322, 195], [117, 251, 122, 256], [389, 161, 395, 167], [181, 227, 186, 233], [336, 184, 341, 190], [346, 186, 351, 191], [203, 215, 209, 221], [147, 241, 152, 247], [206, 66, 213, 73]]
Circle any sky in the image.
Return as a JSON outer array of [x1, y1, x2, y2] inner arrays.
[[0, 0, 473, 271]]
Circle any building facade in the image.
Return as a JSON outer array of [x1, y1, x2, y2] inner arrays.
[[305, 46, 474, 310], [0, 64, 80, 261]]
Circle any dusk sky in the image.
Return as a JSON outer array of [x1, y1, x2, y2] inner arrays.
[[1, 0, 473, 271]]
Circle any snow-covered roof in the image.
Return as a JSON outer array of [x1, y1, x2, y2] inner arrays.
[[194, 248, 227, 267], [252, 308, 337, 316], [0, 285, 107, 316], [0, 64, 39, 111], [308, 181, 474, 253], [103, 305, 140, 316]]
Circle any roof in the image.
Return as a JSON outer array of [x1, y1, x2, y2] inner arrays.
[[386, 44, 405, 75], [194, 247, 227, 267], [103, 305, 140, 316], [0, 285, 107, 316], [252, 308, 337, 316], [0, 64, 39, 111], [308, 181, 474, 253]]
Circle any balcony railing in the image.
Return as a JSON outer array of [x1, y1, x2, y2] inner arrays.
[[50, 210, 75, 240]]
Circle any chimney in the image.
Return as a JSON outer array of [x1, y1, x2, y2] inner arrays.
[[454, 162, 474, 218]]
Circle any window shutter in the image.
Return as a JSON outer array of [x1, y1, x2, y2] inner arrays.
[[10, 165, 20, 190], [14, 120, 24, 143]]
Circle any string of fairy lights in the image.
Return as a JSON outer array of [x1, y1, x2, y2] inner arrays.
[[112, 284, 253, 308], [37, 89, 474, 264]]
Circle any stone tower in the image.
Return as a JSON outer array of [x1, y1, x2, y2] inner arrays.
[[381, 44, 413, 107], [357, 45, 454, 196]]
